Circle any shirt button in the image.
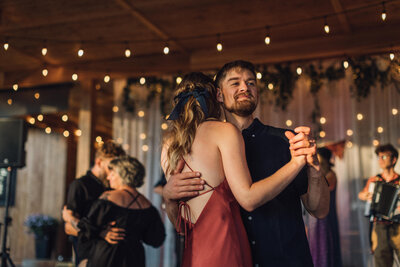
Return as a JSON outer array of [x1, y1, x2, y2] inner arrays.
[[248, 216, 252, 221], [255, 264, 259, 267], [251, 134, 255, 137], [251, 240, 256, 245]]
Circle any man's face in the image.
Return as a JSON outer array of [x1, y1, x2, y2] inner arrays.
[[377, 152, 396, 169], [98, 157, 113, 181], [217, 68, 258, 117]]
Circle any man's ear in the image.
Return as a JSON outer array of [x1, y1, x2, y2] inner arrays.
[[94, 157, 102, 167], [216, 88, 224, 103]]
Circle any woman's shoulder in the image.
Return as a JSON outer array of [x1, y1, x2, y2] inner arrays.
[[200, 120, 240, 134], [99, 190, 125, 206]]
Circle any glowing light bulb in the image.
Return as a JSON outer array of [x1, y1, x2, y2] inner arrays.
[[7, 99, 12, 105], [140, 133, 146, 140], [296, 67, 302, 75], [324, 24, 330, 34], [63, 130, 70, 137], [390, 53, 395, 61], [62, 114, 68, 122], [163, 45, 169, 55], [373, 139, 380, 146], [357, 113, 363, 120], [78, 48, 84, 57], [96, 136, 102, 143], [112, 106, 119, 113], [45, 127, 51, 134], [377, 126, 384, 133], [42, 68, 48, 77], [13, 84, 18, 91], [139, 77, 146, 85], [320, 117, 326, 124], [286, 120, 293, 127], [381, 3, 387, 21], [319, 131, 326, 138], [28, 117, 35, 124], [42, 47, 47, 56], [37, 114, 44, 121], [176, 77, 182, 84], [3, 41, 9, 51], [34, 92, 40, 99], [72, 73, 78, 81], [347, 129, 353, 136], [142, 145, 149, 152], [125, 48, 131, 58], [138, 110, 145, 117], [75, 129, 82, 136], [216, 42, 223, 52], [347, 141, 353, 148], [343, 60, 349, 69], [161, 123, 168, 130], [104, 75, 110, 83], [268, 83, 274, 90], [265, 35, 271, 45], [392, 108, 398, 115], [256, 72, 262, 80]]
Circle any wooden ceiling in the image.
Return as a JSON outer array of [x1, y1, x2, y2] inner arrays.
[[1, 0, 400, 87]]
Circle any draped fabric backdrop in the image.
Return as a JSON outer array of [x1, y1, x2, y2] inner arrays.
[[113, 80, 176, 267], [114, 58, 399, 266]]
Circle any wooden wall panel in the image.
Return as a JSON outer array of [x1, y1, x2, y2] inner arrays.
[[0, 128, 67, 264]]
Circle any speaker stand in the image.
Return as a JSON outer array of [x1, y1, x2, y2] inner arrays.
[[0, 167, 15, 267]]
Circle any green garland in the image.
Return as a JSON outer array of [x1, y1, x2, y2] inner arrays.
[[122, 56, 400, 131]]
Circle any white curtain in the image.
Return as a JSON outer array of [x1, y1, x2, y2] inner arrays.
[[113, 80, 176, 267]]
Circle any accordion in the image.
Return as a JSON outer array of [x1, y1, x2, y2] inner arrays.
[[365, 181, 400, 223]]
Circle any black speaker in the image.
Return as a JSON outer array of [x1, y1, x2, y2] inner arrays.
[[0, 118, 27, 168]]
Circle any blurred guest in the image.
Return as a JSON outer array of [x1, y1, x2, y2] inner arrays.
[[76, 156, 165, 267], [62, 140, 126, 266], [358, 144, 399, 267], [307, 147, 342, 267]]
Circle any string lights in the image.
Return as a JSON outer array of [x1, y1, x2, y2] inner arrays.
[[3, 39, 9, 51], [216, 34, 223, 52], [381, 2, 387, 21], [323, 17, 330, 34], [41, 40, 48, 56], [264, 27, 271, 45], [124, 41, 131, 58], [163, 43, 170, 55], [77, 43, 84, 57]]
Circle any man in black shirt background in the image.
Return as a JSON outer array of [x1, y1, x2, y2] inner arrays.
[[62, 140, 126, 266], [162, 60, 330, 266]]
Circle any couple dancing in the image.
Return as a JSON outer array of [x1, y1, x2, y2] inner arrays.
[[161, 60, 330, 267]]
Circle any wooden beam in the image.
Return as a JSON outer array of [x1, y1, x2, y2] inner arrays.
[[0, 10, 125, 33], [114, 0, 189, 54], [330, 0, 352, 33]]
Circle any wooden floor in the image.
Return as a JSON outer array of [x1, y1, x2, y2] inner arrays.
[[15, 259, 74, 267]]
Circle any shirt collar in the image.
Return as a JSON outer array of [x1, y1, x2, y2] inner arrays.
[[242, 118, 264, 135]]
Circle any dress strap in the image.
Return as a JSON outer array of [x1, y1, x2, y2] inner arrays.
[[123, 189, 141, 208], [182, 157, 215, 195], [176, 201, 193, 248]]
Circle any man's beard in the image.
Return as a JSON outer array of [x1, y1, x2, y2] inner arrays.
[[223, 94, 257, 117]]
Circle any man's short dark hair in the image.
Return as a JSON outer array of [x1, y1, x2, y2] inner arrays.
[[375, 143, 398, 159], [215, 60, 256, 88]]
